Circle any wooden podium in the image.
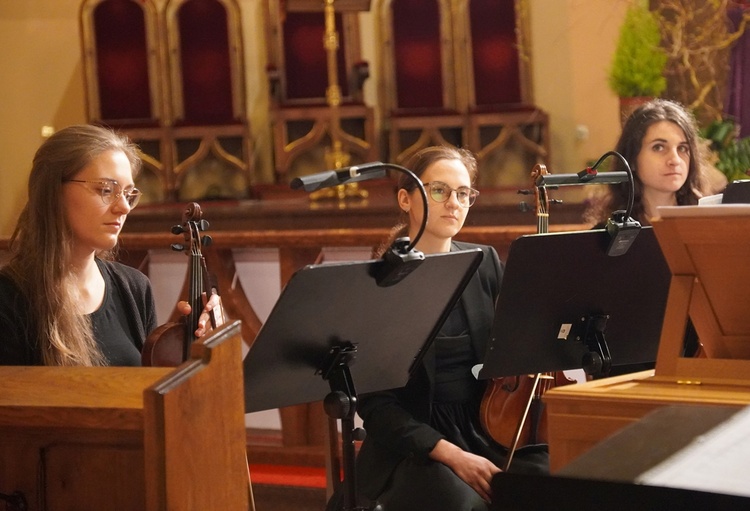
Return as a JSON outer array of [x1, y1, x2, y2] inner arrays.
[[544, 206, 750, 472], [0, 320, 252, 511]]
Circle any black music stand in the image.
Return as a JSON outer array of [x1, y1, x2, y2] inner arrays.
[[243, 248, 483, 511], [477, 227, 672, 468]]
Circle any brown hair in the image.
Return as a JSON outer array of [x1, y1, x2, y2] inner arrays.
[[585, 99, 706, 225], [375, 146, 478, 257], [3, 124, 141, 366]]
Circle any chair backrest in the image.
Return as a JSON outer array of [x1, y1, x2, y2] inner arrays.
[[283, 11, 350, 102], [265, 0, 367, 106], [166, 0, 246, 125], [466, 0, 523, 109], [81, 0, 162, 126], [380, 0, 456, 113]]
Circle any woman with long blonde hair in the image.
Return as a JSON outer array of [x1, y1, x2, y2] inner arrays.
[[0, 124, 217, 366]]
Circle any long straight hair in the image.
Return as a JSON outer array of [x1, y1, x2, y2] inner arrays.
[[585, 99, 707, 225], [3, 124, 141, 366]]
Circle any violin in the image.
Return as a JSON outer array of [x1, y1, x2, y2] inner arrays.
[[141, 202, 223, 367], [478, 164, 575, 468]]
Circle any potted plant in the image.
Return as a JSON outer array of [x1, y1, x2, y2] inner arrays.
[[702, 118, 750, 183], [608, 1, 668, 121]]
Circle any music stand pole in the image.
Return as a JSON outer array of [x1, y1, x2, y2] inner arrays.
[[319, 342, 371, 511]]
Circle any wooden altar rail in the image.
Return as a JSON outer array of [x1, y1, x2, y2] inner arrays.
[[113, 224, 586, 344], [0, 223, 588, 466]]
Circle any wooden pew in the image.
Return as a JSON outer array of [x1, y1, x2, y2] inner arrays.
[[0, 321, 252, 511]]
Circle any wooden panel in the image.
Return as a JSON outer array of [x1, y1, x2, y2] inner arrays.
[[45, 444, 146, 510], [0, 322, 251, 511], [144, 321, 251, 510], [544, 370, 750, 472]]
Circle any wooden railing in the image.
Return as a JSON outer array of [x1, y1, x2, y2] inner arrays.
[[1, 223, 588, 466]]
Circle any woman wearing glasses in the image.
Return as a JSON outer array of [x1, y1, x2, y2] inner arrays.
[[0, 124, 218, 366], [352, 146, 547, 511]]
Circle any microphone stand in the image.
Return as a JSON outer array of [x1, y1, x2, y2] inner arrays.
[[528, 150, 640, 256]]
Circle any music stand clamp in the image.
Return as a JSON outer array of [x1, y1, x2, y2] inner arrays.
[[579, 314, 613, 377], [317, 342, 376, 511]]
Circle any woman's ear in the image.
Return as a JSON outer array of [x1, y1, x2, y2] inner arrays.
[[397, 188, 411, 212]]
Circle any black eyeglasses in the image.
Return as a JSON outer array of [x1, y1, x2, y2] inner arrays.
[[64, 179, 142, 208], [423, 181, 479, 208]]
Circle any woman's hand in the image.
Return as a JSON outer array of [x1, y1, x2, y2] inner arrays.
[[176, 292, 225, 338], [429, 439, 502, 503]]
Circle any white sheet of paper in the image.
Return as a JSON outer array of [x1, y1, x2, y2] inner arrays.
[[635, 405, 750, 498]]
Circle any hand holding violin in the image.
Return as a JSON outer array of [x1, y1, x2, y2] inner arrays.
[[176, 292, 225, 338]]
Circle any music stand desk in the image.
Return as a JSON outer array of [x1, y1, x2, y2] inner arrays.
[[242, 248, 483, 510]]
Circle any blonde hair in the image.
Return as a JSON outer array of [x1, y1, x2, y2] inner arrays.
[[3, 124, 141, 366]]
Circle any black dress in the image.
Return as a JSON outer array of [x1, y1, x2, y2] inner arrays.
[[369, 303, 548, 511], [353, 242, 547, 511]]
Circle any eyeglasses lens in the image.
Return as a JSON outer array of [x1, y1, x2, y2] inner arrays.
[[428, 182, 476, 207]]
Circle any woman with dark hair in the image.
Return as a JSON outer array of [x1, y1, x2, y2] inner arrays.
[[585, 99, 712, 365], [0, 124, 219, 366], [354, 146, 548, 511], [585, 98, 709, 226]]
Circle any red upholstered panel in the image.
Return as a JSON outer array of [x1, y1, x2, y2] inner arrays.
[[283, 12, 349, 101], [177, 0, 235, 124], [93, 0, 152, 122], [469, 0, 521, 107], [392, 0, 443, 109]]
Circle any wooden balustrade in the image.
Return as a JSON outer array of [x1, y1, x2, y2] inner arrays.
[[0, 222, 588, 467]]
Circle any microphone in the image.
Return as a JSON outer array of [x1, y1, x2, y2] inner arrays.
[[534, 170, 629, 187], [372, 237, 425, 287], [289, 162, 387, 192], [290, 160, 430, 285], [605, 210, 641, 257]]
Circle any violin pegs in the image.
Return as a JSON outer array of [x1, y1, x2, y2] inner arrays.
[[201, 235, 212, 247], [199, 219, 210, 231], [170, 243, 184, 252], [171, 225, 184, 235]]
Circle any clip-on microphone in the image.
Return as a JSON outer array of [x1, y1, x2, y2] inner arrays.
[[374, 236, 426, 287], [290, 162, 429, 286], [605, 210, 641, 257], [595, 151, 641, 257]]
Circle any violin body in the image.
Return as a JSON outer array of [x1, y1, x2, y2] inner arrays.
[[479, 372, 575, 448], [141, 322, 186, 367]]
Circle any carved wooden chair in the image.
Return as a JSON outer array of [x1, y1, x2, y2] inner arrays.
[[80, 0, 255, 203], [377, 0, 467, 166], [457, 0, 550, 187], [264, 0, 377, 183], [80, 0, 169, 202], [164, 0, 254, 201]]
